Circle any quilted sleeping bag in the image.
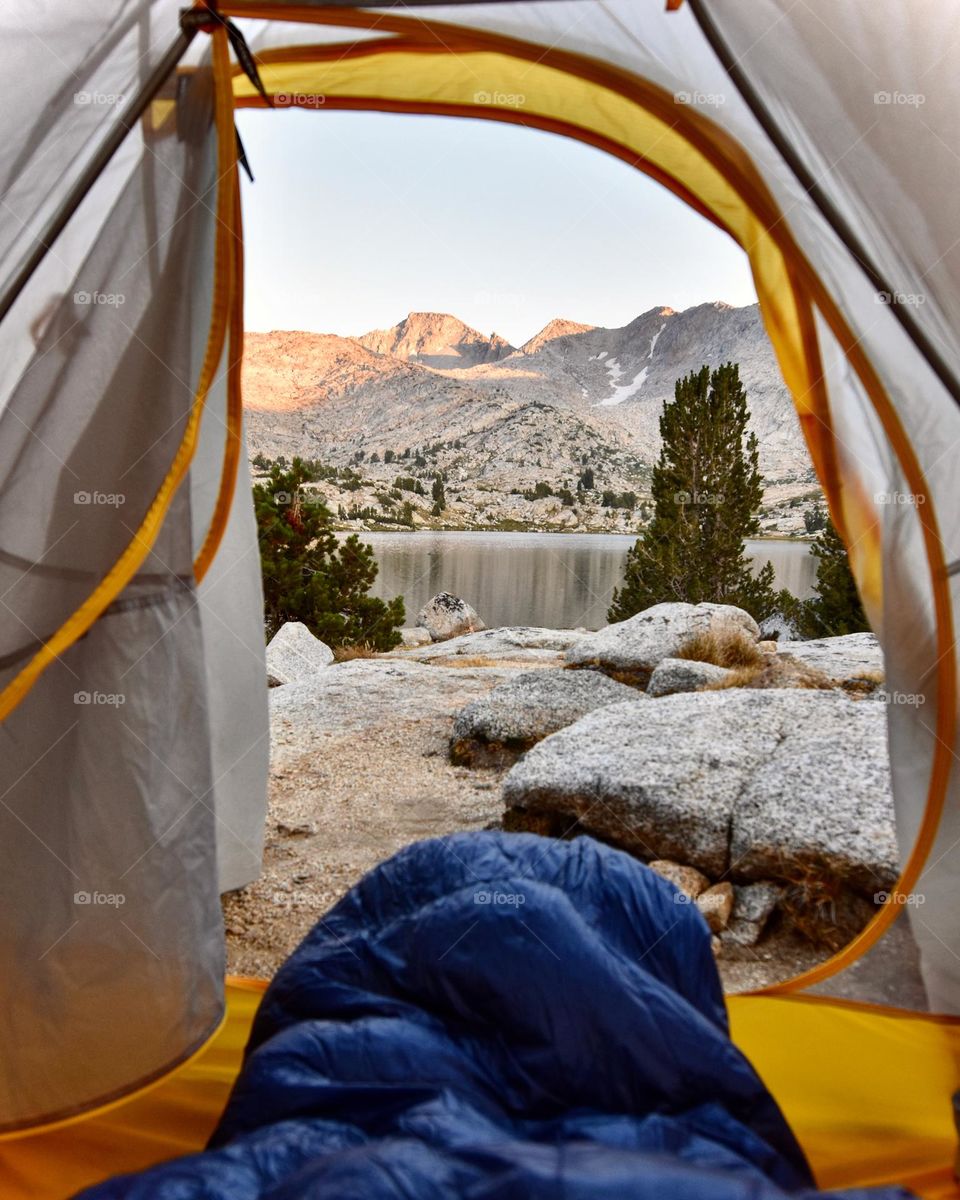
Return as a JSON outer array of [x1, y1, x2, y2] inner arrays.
[[79, 832, 914, 1199]]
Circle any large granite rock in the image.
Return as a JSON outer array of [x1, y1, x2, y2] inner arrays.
[[503, 693, 776, 877], [502, 688, 897, 894], [564, 602, 759, 684], [271, 659, 515, 769], [646, 657, 732, 697], [396, 626, 583, 666], [416, 592, 485, 642], [781, 633, 883, 684], [450, 669, 638, 766], [730, 695, 896, 893], [266, 621, 334, 686]]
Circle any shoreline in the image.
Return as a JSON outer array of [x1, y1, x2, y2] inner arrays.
[[335, 527, 817, 543]]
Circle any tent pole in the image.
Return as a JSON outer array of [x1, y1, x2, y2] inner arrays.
[[0, 26, 196, 328], [687, 0, 960, 413]]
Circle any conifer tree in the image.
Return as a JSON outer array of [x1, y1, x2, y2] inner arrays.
[[431, 472, 446, 516], [608, 363, 775, 621], [784, 517, 869, 636], [255, 458, 404, 649]]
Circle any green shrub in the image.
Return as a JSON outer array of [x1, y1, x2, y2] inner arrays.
[[255, 459, 403, 649]]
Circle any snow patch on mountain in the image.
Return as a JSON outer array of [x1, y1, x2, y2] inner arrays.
[[598, 362, 650, 407]]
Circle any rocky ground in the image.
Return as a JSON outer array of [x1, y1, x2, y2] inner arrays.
[[225, 599, 924, 1005]]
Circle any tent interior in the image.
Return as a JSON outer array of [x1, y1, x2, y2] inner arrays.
[[1, 1, 960, 1197]]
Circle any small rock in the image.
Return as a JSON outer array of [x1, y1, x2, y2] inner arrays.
[[735, 880, 784, 925], [646, 657, 732, 697], [759, 613, 797, 642], [416, 592, 485, 642], [266, 622, 334, 686], [711, 935, 723, 958], [721, 881, 784, 947], [399, 627, 432, 648], [276, 821, 317, 838], [758, 640, 778, 653], [696, 882, 734, 932], [648, 860, 710, 899]]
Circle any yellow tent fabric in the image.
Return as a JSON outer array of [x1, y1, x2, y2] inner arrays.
[[1, 982, 958, 1199]]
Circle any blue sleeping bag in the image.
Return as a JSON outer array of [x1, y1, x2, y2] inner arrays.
[[79, 832, 913, 1199]]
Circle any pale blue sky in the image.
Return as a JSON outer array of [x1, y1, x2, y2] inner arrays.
[[237, 108, 757, 347]]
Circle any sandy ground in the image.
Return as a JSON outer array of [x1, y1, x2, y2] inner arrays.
[[224, 663, 511, 976]]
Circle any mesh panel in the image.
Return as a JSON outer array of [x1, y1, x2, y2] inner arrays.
[[0, 49, 233, 1125], [0, 66, 217, 691], [0, 1, 181, 292]]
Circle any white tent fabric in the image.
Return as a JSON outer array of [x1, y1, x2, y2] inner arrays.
[[0, 6, 266, 1127], [192, 393, 269, 893]]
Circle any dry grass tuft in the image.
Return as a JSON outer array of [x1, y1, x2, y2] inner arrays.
[[839, 669, 885, 697], [705, 664, 765, 689], [332, 643, 381, 662], [677, 626, 766, 670], [704, 653, 835, 692]]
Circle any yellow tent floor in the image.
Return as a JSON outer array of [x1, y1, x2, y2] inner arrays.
[[0, 980, 958, 1198]]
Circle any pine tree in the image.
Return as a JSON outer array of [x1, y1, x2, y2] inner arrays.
[[431, 472, 446, 516], [608, 363, 775, 622], [785, 518, 869, 637], [254, 458, 404, 649], [804, 503, 827, 534]]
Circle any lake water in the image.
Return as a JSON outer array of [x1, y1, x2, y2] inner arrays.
[[361, 532, 815, 630]]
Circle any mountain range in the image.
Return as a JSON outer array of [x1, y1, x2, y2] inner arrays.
[[243, 302, 812, 486]]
